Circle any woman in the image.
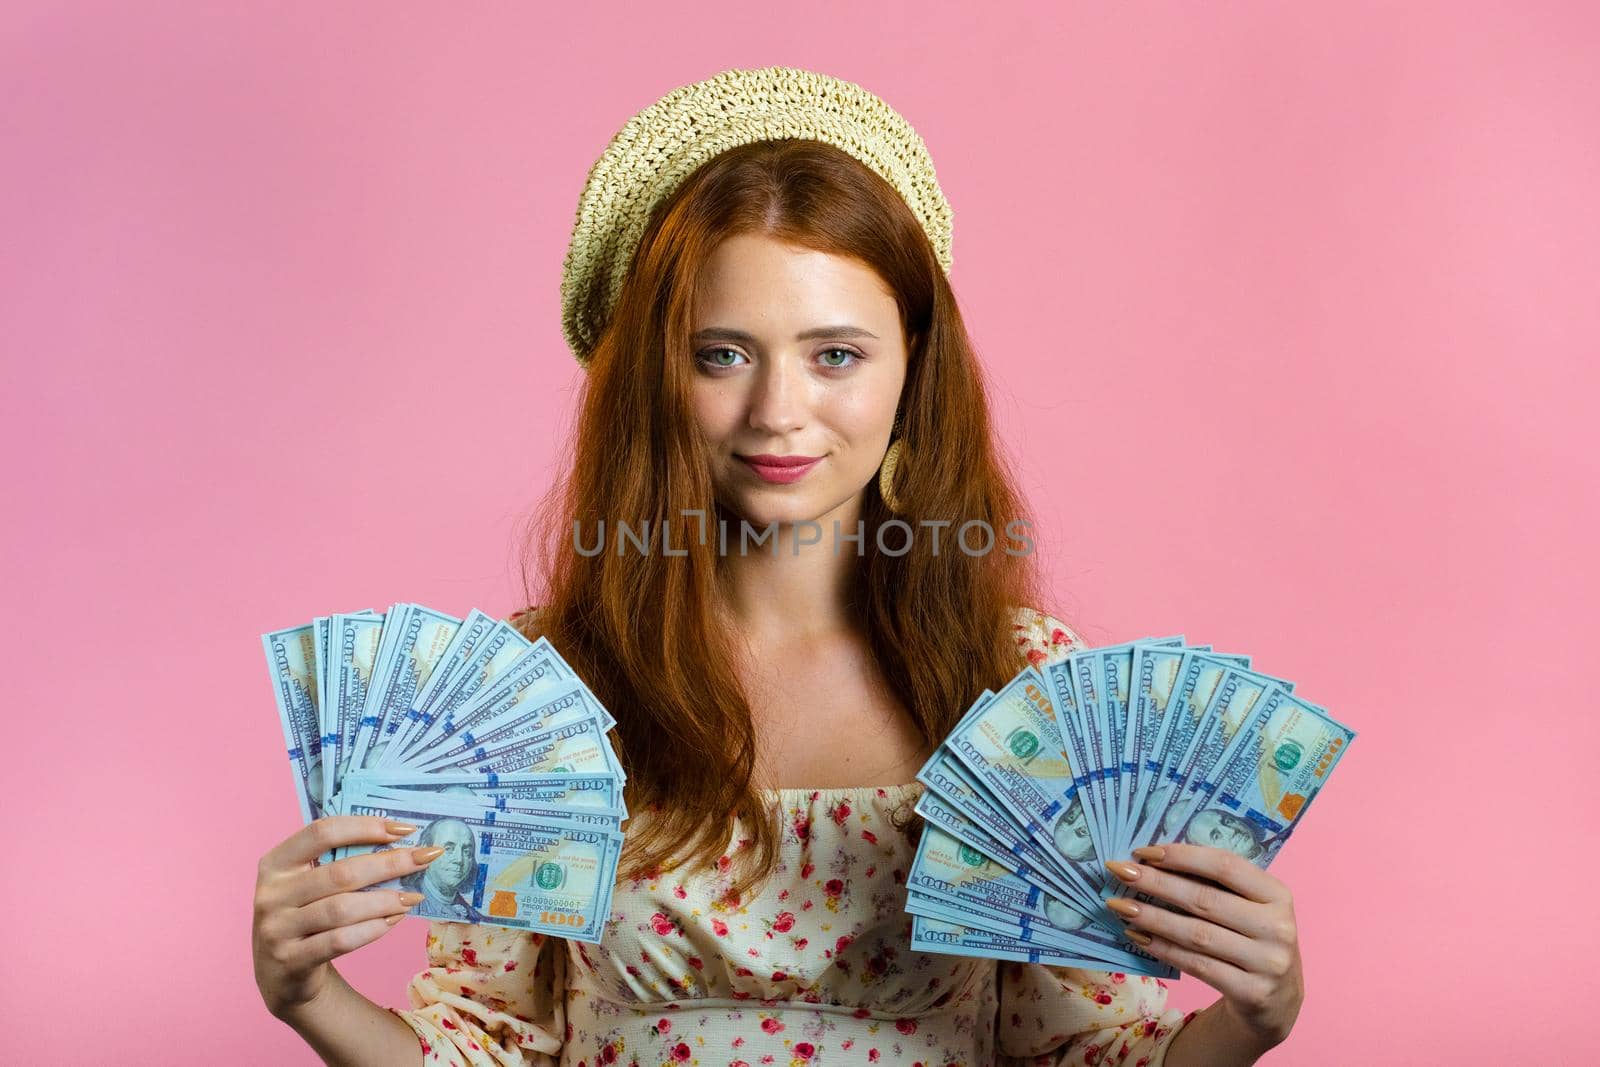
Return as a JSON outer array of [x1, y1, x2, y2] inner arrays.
[[252, 67, 1305, 1065]]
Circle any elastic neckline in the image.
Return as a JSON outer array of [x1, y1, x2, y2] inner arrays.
[[758, 781, 923, 799]]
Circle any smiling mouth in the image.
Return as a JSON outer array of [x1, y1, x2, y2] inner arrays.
[[738, 455, 823, 483]]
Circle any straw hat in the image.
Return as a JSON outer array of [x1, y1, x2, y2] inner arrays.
[[558, 65, 954, 368]]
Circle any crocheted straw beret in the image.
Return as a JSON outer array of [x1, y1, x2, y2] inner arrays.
[[558, 65, 954, 367]]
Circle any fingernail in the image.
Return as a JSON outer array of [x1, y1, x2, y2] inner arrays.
[[1132, 846, 1165, 864], [413, 846, 445, 863], [385, 914, 404, 926], [1123, 928, 1154, 947], [385, 821, 419, 836], [399, 892, 424, 907], [1105, 860, 1141, 883], [1105, 896, 1141, 918]]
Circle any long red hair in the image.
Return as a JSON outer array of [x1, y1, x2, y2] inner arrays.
[[514, 139, 1052, 898]]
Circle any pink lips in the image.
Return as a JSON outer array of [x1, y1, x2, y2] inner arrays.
[[739, 453, 822, 484]]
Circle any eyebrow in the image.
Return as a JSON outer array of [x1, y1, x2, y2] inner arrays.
[[691, 325, 880, 343]]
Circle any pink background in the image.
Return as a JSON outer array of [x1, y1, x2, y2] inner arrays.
[[5, 3, 1596, 1063]]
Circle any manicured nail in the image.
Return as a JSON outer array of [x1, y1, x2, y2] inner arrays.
[[385, 821, 419, 836], [1105, 896, 1141, 918], [413, 846, 445, 864], [1132, 846, 1165, 864], [1105, 860, 1141, 883], [1123, 927, 1153, 947], [399, 892, 424, 907], [385, 914, 404, 926]]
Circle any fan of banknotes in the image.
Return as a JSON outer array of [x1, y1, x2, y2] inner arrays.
[[906, 635, 1356, 978], [262, 604, 626, 943]]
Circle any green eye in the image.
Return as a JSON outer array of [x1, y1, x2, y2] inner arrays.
[[699, 347, 744, 367], [820, 347, 860, 367]]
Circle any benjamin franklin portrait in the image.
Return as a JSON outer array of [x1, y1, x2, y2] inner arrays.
[[1042, 893, 1091, 933], [399, 817, 483, 921], [1140, 782, 1186, 843], [1051, 794, 1095, 864], [1178, 809, 1267, 863], [304, 752, 324, 808]]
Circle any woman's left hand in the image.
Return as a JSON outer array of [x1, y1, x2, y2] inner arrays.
[[1104, 843, 1304, 1048]]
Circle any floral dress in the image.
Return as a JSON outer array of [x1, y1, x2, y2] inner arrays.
[[392, 608, 1195, 1066]]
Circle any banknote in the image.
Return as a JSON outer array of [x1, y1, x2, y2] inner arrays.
[[345, 770, 627, 815], [263, 623, 326, 823], [390, 620, 537, 761], [1092, 639, 1186, 850], [908, 826, 1167, 969], [347, 773, 626, 836], [1171, 686, 1353, 866], [404, 673, 609, 772], [910, 631, 1354, 979], [1120, 685, 1354, 917], [1140, 663, 1292, 847], [912, 767, 1112, 927], [348, 604, 463, 773], [339, 792, 621, 941], [944, 670, 1108, 900], [1124, 651, 1256, 852], [393, 639, 595, 767], [381, 609, 502, 761], [909, 914, 1176, 976], [322, 612, 386, 805], [263, 603, 627, 933], [1116, 643, 1222, 855]]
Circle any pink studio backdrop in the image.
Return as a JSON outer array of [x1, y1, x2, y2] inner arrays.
[[4, 3, 1596, 1064]]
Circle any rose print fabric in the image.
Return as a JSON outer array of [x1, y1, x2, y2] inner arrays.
[[393, 607, 1195, 1066]]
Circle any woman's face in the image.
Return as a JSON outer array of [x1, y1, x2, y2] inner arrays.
[[688, 233, 910, 528]]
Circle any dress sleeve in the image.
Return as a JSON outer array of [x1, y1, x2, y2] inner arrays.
[[999, 607, 1195, 1065], [392, 921, 568, 1066], [1011, 605, 1088, 668]]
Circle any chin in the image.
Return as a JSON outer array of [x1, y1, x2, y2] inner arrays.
[[723, 490, 822, 523], [732, 508, 820, 531]]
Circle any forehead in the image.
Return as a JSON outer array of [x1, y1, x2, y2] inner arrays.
[[693, 233, 898, 328]]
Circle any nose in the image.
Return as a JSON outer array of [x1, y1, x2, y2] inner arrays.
[[745, 354, 808, 436]]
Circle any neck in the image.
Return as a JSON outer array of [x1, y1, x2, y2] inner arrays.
[[715, 493, 866, 641]]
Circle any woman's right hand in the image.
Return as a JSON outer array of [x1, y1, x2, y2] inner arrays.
[[252, 815, 442, 1022]]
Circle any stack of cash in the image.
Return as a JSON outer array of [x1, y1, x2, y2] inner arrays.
[[907, 636, 1356, 977], [262, 604, 626, 942]]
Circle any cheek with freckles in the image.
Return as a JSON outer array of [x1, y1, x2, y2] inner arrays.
[[817, 389, 897, 479], [688, 387, 744, 449]]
